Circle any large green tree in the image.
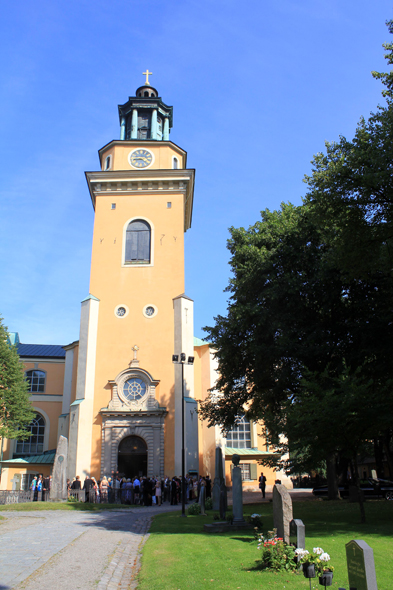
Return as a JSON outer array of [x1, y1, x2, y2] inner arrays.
[[0, 317, 34, 441], [199, 23, 393, 514], [199, 204, 393, 505]]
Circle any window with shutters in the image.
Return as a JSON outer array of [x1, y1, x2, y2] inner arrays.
[[124, 219, 151, 264]]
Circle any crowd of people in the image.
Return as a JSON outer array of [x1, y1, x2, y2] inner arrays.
[[29, 474, 52, 500], [67, 473, 212, 505]]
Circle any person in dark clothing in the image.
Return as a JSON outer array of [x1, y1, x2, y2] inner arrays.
[[170, 477, 178, 505], [205, 475, 211, 498], [83, 474, 95, 502], [71, 475, 81, 489], [259, 472, 267, 499], [43, 475, 51, 501]]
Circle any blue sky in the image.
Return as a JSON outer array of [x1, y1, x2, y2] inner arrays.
[[0, 0, 391, 344]]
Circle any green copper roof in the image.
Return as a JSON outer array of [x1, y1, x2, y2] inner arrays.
[[0, 451, 56, 465], [193, 336, 208, 346], [7, 332, 20, 346]]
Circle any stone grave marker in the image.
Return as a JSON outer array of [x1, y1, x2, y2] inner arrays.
[[199, 481, 207, 515], [273, 484, 293, 543], [50, 435, 68, 501], [212, 446, 226, 510], [231, 454, 246, 524], [346, 540, 378, 590], [290, 518, 305, 549]]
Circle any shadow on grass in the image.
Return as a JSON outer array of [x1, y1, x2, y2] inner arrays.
[[143, 500, 393, 541], [230, 536, 256, 543]]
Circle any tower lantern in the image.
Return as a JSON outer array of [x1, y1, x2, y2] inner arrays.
[[118, 72, 173, 141]]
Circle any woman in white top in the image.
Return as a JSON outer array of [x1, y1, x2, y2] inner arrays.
[[155, 479, 162, 506]]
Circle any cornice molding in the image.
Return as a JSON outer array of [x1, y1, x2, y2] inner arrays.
[[85, 168, 195, 231]]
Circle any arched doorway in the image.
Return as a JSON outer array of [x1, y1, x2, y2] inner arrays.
[[117, 436, 147, 479]]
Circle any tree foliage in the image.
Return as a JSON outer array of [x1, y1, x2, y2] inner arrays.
[[0, 317, 34, 440], [199, 22, 393, 500]]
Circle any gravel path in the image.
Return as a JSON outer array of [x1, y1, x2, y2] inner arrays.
[[0, 505, 180, 590]]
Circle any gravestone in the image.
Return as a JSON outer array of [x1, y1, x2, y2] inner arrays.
[[346, 540, 378, 590], [212, 446, 226, 510], [273, 484, 293, 543], [199, 482, 207, 515], [290, 518, 305, 549], [50, 435, 68, 501], [231, 454, 246, 524]]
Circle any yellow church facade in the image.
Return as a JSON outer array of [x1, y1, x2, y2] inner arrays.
[[0, 78, 291, 494]]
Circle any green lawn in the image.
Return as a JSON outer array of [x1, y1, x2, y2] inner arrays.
[[0, 501, 137, 511], [139, 500, 393, 590]]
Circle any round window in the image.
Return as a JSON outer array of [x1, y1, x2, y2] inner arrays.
[[123, 378, 147, 401], [143, 304, 157, 318], [114, 305, 129, 318]]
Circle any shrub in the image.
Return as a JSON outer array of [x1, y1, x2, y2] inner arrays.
[[257, 534, 296, 572], [205, 496, 213, 510], [188, 502, 201, 515]]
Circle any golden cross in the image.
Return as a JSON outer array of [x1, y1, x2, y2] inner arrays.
[[142, 70, 152, 85]]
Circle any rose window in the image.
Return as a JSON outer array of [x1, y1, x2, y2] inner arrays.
[[123, 378, 147, 401]]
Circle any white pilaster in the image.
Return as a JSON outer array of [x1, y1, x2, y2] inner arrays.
[[68, 294, 100, 479]]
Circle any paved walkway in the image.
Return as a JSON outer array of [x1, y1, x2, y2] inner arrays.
[[0, 489, 314, 590], [0, 505, 180, 590]]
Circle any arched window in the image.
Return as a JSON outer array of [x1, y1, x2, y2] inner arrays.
[[225, 416, 251, 449], [25, 370, 45, 393], [173, 157, 179, 169], [125, 219, 151, 264], [104, 155, 111, 170], [15, 413, 45, 456]]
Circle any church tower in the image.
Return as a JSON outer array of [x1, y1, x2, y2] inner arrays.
[[68, 73, 197, 480]]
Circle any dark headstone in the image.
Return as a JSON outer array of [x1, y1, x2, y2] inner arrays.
[[346, 540, 378, 590], [219, 488, 226, 520], [231, 455, 245, 524], [290, 518, 305, 549], [213, 447, 225, 510]]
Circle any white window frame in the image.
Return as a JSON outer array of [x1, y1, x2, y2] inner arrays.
[[104, 154, 112, 171]]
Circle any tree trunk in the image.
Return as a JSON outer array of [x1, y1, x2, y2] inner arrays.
[[373, 437, 385, 478], [383, 430, 393, 479], [353, 455, 366, 524], [326, 453, 340, 500]]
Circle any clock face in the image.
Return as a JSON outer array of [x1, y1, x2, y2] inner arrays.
[[129, 149, 153, 168]]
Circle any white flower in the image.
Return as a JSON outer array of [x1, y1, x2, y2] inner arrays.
[[295, 549, 309, 559], [320, 553, 330, 562], [251, 513, 261, 518], [313, 547, 324, 555]]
